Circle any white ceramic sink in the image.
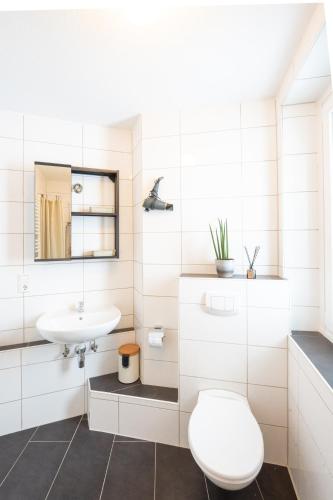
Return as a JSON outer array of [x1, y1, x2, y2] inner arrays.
[[36, 306, 121, 345]]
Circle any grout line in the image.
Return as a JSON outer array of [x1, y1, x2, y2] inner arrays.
[[256, 479, 265, 500], [30, 440, 70, 443], [204, 475, 210, 500], [45, 414, 83, 499], [98, 432, 116, 500], [0, 425, 39, 488], [153, 442, 157, 500]]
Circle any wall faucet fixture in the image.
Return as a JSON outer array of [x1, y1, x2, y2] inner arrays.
[[142, 177, 173, 212]]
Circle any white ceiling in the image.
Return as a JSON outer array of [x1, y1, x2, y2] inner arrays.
[[0, 5, 316, 126]]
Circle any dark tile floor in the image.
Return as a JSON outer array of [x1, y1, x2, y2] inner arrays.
[[0, 416, 297, 500]]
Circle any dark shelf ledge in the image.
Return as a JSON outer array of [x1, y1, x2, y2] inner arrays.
[[90, 372, 178, 403], [0, 327, 134, 352], [291, 331, 333, 390], [180, 273, 284, 280], [71, 212, 118, 217]]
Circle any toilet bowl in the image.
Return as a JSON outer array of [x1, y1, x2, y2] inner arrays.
[[188, 389, 264, 491]]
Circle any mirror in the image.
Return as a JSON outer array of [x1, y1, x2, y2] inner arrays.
[[35, 163, 72, 261]]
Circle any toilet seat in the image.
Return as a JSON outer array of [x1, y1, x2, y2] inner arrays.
[[188, 389, 264, 491]]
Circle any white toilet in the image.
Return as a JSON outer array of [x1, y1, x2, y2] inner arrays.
[[188, 389, 264, 491]]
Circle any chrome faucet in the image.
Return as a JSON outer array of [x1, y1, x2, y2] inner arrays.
[[77, 301, 84, 314]]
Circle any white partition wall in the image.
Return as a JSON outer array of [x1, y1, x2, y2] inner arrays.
[[179, 275, 290, 465]]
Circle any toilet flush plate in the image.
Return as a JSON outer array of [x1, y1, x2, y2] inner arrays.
[[204, 292, 240, 316]]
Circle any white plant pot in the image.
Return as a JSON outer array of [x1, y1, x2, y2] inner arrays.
[[216, 259, 235, 278]]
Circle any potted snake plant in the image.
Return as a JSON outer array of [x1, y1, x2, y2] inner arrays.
[[209, 218, 234, 278]]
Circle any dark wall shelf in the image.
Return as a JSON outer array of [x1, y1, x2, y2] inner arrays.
[[71, 211, 117, 218]]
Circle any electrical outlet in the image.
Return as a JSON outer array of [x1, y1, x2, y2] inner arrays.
[[18, 274, 29, 293]]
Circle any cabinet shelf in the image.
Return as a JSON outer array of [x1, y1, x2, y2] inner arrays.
[[71, 211, 118, 218]]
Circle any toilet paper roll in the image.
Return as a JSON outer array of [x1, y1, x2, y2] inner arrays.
[[148, 328, 164, 347]]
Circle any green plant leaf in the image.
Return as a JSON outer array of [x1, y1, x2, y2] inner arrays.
[[209, 224, 219, 260]]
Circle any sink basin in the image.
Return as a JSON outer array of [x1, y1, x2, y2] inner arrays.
[[36, 306, 121, 345]]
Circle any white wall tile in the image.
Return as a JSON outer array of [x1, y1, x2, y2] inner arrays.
[[0, 111, 23, 139], [243, 196, 278, 231], [0, 329, 24, 347], [279, 154, 317, 193], [243, 231, 278, 266], [85, 350, 118, 379], [260, 424, 287, 466], [181, 130, 241, 165], [143, 296, 178, 329], [179, 277, 247, 306], [179, 304, 247, 344], [0, 267, 23, 299], [290, 306, 319, 331], [84, 288, 133, 317], [248, 384, 287, 426], [84, 261, 133, 291], [182, 230, 243, 268], [281, 192, 318, 230], [180, 339, 247, 382], [142, 202, 181, 233], [247, 279, 289, 309], [144, 328, 178, 363], [119, 402, 179, 445], [0, 171, 23, 202], [0, 349, 20, 370], [83, 148, 132, 180], [143, 264, 180, 297], [0, 298, 23, 331], [142, 137, 180, 170], [24, 114, 82, 146], [83, 125, 131, 152], [179, 411, 190, 448], [282, 103, 317, 118], [142, 167, 180, 200], [0, 234, 23, 266], [22, 386, 84, 429], [182, 164, 242, 198], [0, 400, 21, 436], [143, 359, 178, 388], [182, 197, 242, 232], [248, 346, 287, 388], [181, 105, 240, 134], [142, 233, 181, 265], [282, 115, 318, 154], [179, 375, 246, 412], [24, 264, 83, 296], [141, 111, 180, 138], [241, 100, 276, 128], [89, 397, 118, 434], [0, 202, 23, 234], [23, 141, 82, 171], [283, 230, 319, 268], [22, 357, 84, 398], [248, 307, 289, 348], [0, 138, 23, 171], [242, 162, 277, 196], [0, 367, 21, 403], [241, 127, 277, 162], [284, 268, 320, 307]]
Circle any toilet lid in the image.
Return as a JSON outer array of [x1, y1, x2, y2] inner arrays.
[[188, 395, 264, 482]]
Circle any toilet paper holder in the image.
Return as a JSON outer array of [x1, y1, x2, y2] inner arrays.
[[148, 326, 165, 347]]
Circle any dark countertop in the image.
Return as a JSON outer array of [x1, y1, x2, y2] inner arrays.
[[180, 273, 283, 280], [90, 372, 178, 403], [291, 331, 333, 389]]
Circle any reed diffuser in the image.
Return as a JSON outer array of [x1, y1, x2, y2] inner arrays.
[[244, 246, 260, 279]]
